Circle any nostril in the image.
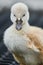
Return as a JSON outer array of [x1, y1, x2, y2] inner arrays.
[[16, 19, 18, 23], [20, 19, 23, 23], [16, 19, 23, 24]]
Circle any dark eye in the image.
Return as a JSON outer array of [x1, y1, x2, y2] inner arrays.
[[14, 14, 16, 17], [23, 14, 25, 17]]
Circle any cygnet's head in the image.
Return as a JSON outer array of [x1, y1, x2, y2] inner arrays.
[[10, 3, 29, 31]]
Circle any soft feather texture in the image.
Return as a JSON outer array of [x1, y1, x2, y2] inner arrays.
[[4, 3, 43, 65]]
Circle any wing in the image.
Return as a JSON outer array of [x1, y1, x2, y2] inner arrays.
[[26, 26, 43, 52], [25, 26, 43, 62]]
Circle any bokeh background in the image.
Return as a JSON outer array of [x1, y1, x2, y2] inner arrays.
[[0, 0, 43, 65]]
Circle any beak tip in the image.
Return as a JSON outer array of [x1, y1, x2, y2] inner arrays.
[[16, 24, 22, 31]]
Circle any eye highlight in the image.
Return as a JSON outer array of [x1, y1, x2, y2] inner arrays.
[[22, 14, 25, 17]]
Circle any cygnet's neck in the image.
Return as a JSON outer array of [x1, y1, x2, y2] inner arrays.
[[23, 22, 30, 33]]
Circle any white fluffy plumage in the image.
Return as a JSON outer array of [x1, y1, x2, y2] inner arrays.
[[4, 3, 43, 65]]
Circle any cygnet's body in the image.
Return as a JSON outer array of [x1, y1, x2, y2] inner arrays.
[[4, 3, 43, 65]]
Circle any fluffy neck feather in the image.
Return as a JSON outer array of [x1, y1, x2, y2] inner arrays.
[[23, 22, 30, 33]]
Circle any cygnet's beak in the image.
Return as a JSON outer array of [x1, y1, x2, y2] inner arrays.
[[16, 18, 23, 31]]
